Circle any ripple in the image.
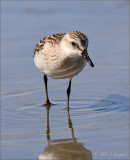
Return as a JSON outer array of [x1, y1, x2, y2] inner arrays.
[[1, 93, 129, 147], [2, 94, 129, 121]]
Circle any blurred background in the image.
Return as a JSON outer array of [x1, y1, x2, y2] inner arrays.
[[1, 1, 129, 160]]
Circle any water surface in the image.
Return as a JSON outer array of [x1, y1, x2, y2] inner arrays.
[[1, 1, 129, 160]]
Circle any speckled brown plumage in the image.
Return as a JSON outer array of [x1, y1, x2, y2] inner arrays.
[[34, 37, 46, 57], [34, 33, 65, 57], [46, 33, 65, 43], [33, 31, 88, 57], [68, 31, 88, 46]]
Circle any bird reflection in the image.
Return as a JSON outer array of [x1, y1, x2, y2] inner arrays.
[[39, 105, 93, 160]]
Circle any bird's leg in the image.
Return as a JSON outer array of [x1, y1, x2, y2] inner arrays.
[[66, 79, 72, 109], [44, 75, 51, 105]]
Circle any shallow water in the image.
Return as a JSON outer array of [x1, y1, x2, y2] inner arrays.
[[1, 1, 129, 160]]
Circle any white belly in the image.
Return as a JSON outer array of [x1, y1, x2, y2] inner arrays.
[[47, 57, 86, 79], [34, 52, 86, 79]]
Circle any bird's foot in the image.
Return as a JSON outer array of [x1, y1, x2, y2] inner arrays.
[[42, 100, 55, 107]]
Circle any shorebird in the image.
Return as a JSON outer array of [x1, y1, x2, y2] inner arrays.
[[34, 31, 94, 108]]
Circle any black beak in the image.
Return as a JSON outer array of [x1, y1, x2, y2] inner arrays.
[[81, 50, 94, 67]]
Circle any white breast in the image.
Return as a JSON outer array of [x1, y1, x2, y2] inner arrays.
[[45, 56, 86, 79], [34, 50, 49, 74], [34, 50, 86, 79]]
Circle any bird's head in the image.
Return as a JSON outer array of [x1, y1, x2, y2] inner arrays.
[[61, 31, 94, 67]]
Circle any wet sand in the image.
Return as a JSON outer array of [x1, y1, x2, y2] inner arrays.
[[1, 1, 129, 160]]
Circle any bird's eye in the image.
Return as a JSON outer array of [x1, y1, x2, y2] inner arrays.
[[71, 42, 76, 47]]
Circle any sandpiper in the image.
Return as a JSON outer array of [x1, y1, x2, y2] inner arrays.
[[34, 31, 94, 108]]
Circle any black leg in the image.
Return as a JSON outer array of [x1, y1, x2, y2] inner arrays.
[[44, 75, 51, 105], [67, 79, 72, 108]]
